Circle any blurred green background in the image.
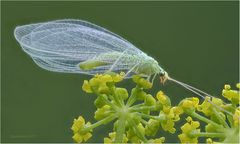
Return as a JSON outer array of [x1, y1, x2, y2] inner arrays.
[[1, 1, 239, 143]]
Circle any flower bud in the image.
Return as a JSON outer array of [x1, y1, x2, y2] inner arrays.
[[82, 80, 92, 93], [132, 75, 152, 89], [145, 119, 160, 136], [145, 94, 156, 106], [94, 105, 111, 120], [116, 88, 128, 100], [156, 91, 171, 106], [94, 95, 107, 108]]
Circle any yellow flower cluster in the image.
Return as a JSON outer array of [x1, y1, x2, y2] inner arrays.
[[148, 137, 165, 144], [82, 72, 125, 94], [73, 72, 239, 143], [178, 116, 200, 143], [179, 97, 199, 113], [104, 132, 128, 143], [156, 91, 183, 133], [222, 84, 240, 105], [71, 116, 92, 143], [160, 106, 183, 133], [197, 96, 224, 116], [132, 75, 153, 89]]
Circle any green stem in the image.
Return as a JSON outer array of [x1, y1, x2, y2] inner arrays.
[[190, 111, 224, 132], [128, 119, 148, 142], [137, 112, 166, 122], [81, 114, 117, 133], [110, 86, 123, 107], [190, 132, 225, 138], [140, 119, 148, 125], [115, 88, 125, 106], [212, 107, 229, 128], [99, 94, 118, 110], [130, 106, 157, 112], [114, 116, 126, 143], [126, 87, 140, 106], [130, 103, 145, 109]]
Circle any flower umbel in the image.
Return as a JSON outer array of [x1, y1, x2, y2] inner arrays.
[[177, 83, 240, 143], [72, 73, 239, 143], [72, 73, 181, 143]]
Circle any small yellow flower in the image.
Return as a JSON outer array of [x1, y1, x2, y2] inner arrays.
[[94, 105, 112, 120], [160, 106, 181, 134], [136, 91, 147, 100], [72, 132, 92, 143], [212, 97, 223, 106], [84, 73, 125, 94], [206, 138, 213, 144], [132, 75, 152, 89], [236, 83, 240, 89], [197, 97, 213, 116], [87, 74, 111, 94], [100, 74, 113, 83], [71, 116, 85, 133], [89, 75, 102, 86], [145, 94, 156, 106], [180, 97, 199, 113], [161, 118, 175, 133], [82, 80, 92, 93], [197, 97, 224, 116], [222, 84, 240, 104], [115, 88, 128, 100], [112, 72, 125, 82], [71, 116, 92, 143], [224, 84, 231, 90], [148, 137, 165, 144], [94, 95, 107, 108], [72, 133, 83, 143], [186, 116, 200, 128], [103, 132, 128, 143], [178, 116, 200, 144], [172, 106, 183, 121], [205, 123, 217, 133], [156, 91, 171, 106]]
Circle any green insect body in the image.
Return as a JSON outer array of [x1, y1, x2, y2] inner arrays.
[[79, 52, 165, 77], [79, 60, 108, 70]]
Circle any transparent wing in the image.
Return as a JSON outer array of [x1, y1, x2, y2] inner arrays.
[[14, 19, 144, 75]]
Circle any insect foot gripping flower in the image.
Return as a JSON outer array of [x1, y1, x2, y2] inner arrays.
[[177, 83, 240, 144], [72, 73, 182, 143]]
